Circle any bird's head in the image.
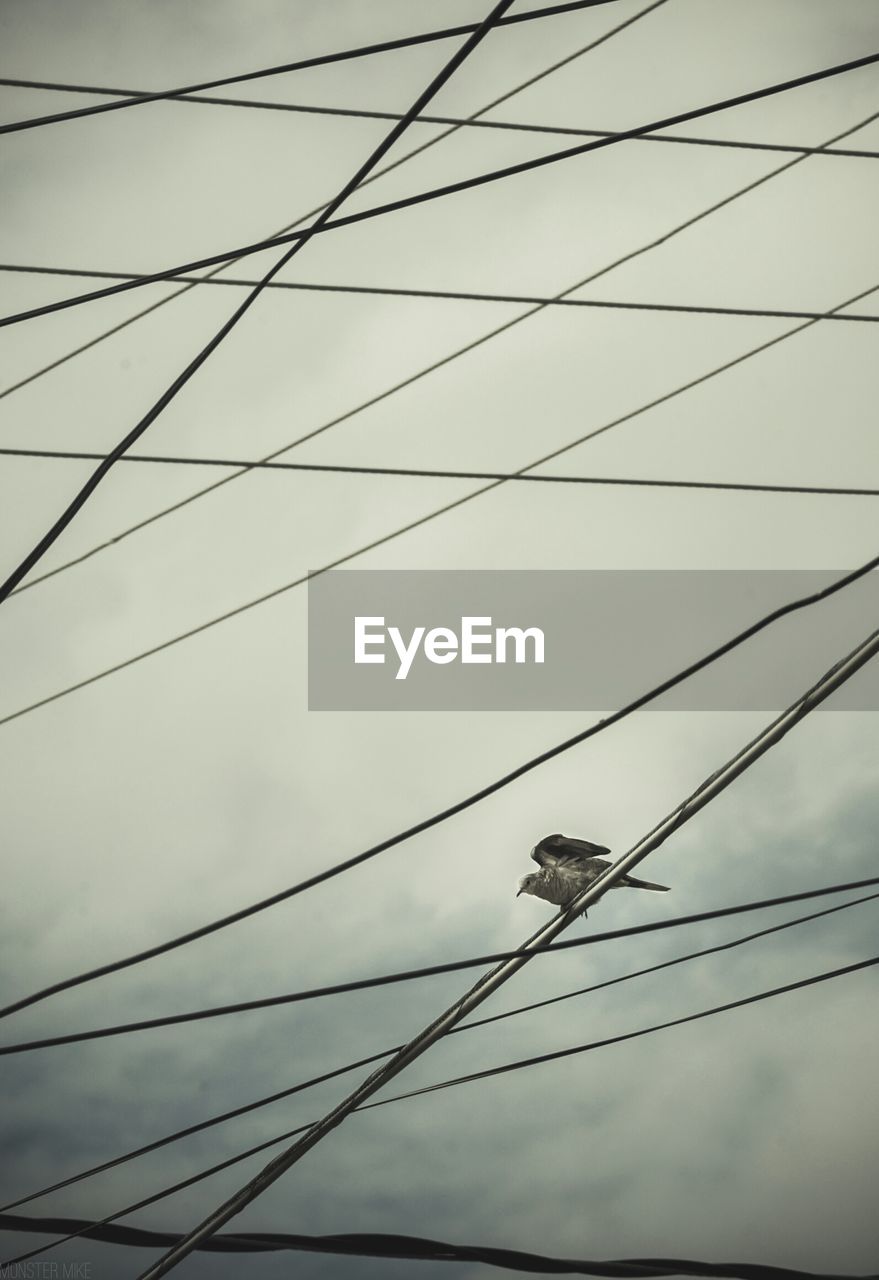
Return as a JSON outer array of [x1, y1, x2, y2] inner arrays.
[[517, 873, 539, 898]]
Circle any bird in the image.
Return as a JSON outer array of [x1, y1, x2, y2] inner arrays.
[[517, 833, 670, 911]]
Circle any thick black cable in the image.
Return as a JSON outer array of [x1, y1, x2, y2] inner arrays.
[[2, 877, 877, 1055], [0, 0, 623, 136], [0, 0, 518, 604], [8, 106, 876, 600], [4, 51, 877, 332], [4, 888, 875, 1216], [3, 445, 878, 499], [6, 73, 879, 164], [1, 555, 876, 1018], [0, 0, 667, 409], [5, 262, 879, 324], [4, 954, 875, 1272], [2, 1218, 875, 1280]]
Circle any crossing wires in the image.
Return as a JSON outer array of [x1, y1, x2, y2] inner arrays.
[[2, 553, 875, 1019], [134, 620, 879, 1277], [4, 946, 878, 1269], [0, 0, 520, 603], [6, 101, 875, 613], [1, 879, 875, 1224], [4, 51, 878, 334], [0, 1, 624, 135], [0, 0, 669, 407]]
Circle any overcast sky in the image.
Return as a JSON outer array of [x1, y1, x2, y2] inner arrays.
[[1, 2, 878, 1278]]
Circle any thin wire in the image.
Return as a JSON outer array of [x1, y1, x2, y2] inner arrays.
[[5, 74, 879, 162], [8, 950, 875, 1271], [0, 0, 623, 136], [4, 51, 877, 331], [375, 956, 879, 1107], [2, 1122, 320, 1270], [3, 885, 875, 1224], [4, 877, 878, 1057], [0, 0, 668, 407], [11, 104, 878, 600], [5, 262, 879, 324], [3, 445, 878, 499], [0, 0, 518, 604], [1, 554, 876, 1018]]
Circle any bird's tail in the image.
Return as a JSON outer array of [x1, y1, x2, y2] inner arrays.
[[622, 874, 670, 892]]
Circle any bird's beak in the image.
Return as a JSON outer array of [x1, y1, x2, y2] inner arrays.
[[516, 888, 523, 897]]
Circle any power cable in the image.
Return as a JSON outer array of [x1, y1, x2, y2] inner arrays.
[[0, 0, 624, 136], [3, 1216, 876, 1279], [0, 0, 519, 604], [9, 104, 877, 601], [5, 73, 879, 162], [3, 446, 878, 499], [1, 554, 875, 1016], [5, 947, 877, 1271], [127, 624, 879, 1278], [6, 262, 879, 324], [2, 886, 875, 1220], [3, 877, 878, 1056], [0, 0, 667, 407], [4, 52, 877, 332]]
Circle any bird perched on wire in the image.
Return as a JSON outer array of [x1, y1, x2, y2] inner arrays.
[[517, 833, 669, 911]]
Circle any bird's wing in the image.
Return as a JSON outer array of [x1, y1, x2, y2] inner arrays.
[[531, 834, 564, 867], [531, 833, 611, 868]]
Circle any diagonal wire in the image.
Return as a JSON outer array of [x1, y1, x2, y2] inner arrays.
[[0, 0, 667, 407], [9, 103, 878, 601], [0, 0, 520, 604]]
